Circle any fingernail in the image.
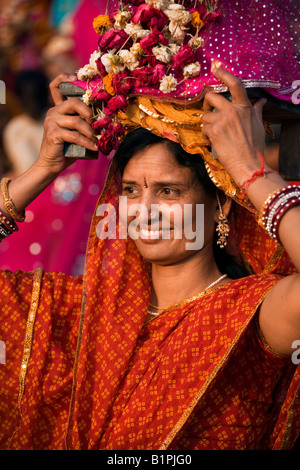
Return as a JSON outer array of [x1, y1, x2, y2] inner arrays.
[[69, 75, 77, 81]]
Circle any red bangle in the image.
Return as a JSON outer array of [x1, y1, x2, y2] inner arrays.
[[240, 150, 275, 198]]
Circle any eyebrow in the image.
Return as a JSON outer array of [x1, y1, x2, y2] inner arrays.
[[121, 179, 188, 187]]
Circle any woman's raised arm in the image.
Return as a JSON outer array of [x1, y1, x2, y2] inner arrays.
[[0, 74, 98, 220]]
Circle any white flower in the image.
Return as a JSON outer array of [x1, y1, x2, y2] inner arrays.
[[159, 74, 178, 93], [89, 50, 101, 70], [152, 45, 171, 63], [82, 88, 93, 105], [145, 0, 170, 10], [130, 43, 142, 57], [164, 4, 192, 26], [119, 49, 139, 71], [168, 43, 180, 56], [77, 64, 98, 80], [188, 36, 204, 50], [113, 10, 131, 30], [183, 61, 201, 78], [124, 22, 150, 39], [101, 51, 124, 74]]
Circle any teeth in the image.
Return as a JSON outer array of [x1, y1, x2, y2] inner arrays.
[[140, 228, 170, 238]]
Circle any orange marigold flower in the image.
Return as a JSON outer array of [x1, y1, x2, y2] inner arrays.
[[103, 72, 116, 96], [191, 12, 204, 29], [93, 15, 113, 34]]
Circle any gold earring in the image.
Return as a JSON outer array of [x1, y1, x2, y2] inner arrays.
[[216, 193, 230, 249]]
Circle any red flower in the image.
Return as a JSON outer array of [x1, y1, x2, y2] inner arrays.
[[97, 129, 118, 155], [95, 57, 107, 77], [110, 122, 126, 138], [139, 29, 168, 55], [107, 94, 128, 113], [99, 29, 129, 52], [195, 4, 221, 23], [172, 45, 196, 75], [131, 67, 152, 87], [132, 4, 168, 30], [112, 71, 132, 96]]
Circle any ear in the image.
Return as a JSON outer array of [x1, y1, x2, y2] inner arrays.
[[213, 191, 232, 223]]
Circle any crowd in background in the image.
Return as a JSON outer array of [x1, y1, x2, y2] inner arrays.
[[0, 0, 112, 275]]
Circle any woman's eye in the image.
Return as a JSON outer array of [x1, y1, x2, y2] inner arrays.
[[122, 186, 136, 195], [162, 187, 179, 196]]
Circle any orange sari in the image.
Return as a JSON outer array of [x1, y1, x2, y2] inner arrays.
[[0, 163, 299, 450]]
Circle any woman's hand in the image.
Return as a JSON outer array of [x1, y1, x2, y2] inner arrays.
[[36, 73, 98, 176], [202, 68, 268, 187]]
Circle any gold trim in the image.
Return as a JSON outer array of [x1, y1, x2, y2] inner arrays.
[[144, 281, 230, 326], [8, 267, 43, 448], [159, 281, 277, 450], [18, 268, 43, 407]]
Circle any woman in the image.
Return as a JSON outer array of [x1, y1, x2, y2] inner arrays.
[[0, 66, 299, 450]]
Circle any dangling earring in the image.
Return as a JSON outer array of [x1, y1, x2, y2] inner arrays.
[[216, 193, 230, 249]]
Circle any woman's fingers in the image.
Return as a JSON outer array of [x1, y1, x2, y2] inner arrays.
[[49, 73, 77, 105], [56, 96, 94, 124], [212, 67, 251, 106]]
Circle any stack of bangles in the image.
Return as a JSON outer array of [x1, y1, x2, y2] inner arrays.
[[258, 185, 300, 243], [0, 177, 25, 241]]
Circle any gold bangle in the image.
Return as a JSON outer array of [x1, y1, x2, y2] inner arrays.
[[0, 177, 25, 222]]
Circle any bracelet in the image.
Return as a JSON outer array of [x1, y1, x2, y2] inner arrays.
[[0, 209, 19, 233], [0, 221, 12, 240], [258, 185, 300, 242], [239, 150, 275, 198], [0, 177, 25, 222]]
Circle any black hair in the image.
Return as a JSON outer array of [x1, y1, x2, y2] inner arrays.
[[15, 69, 49, 120], [114, 128, 249, 279]]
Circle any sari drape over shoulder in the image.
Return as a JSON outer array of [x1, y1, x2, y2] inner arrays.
[[0, 162, 299, 450]]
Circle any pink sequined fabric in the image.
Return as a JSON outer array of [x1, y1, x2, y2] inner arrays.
[[105, 0, 300, 103]]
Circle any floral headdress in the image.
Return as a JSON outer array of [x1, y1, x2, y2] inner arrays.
[[75, 0, 222, 154], [73, 0, 299, 204]]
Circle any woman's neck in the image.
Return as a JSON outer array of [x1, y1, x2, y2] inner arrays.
[[150, 249, 225, 310]]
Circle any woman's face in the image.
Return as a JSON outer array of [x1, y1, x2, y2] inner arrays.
[[120, 143, 218, 266]]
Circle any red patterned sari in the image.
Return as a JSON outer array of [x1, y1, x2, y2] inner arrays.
[[0, 163, 299, 450]]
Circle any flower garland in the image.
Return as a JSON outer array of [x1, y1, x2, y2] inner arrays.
[[76, 0, 221, 155]]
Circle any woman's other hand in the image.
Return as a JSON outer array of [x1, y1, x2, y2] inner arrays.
[[202, 68, 268, 188]]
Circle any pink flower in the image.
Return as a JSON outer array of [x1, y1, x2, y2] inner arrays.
[[92, 115, 112, 131], [139, 29, 168, 55], [107, 94, 128, 113], [90, 88, 111, 102], [112, 71, 132, 96], [172, 45, 196, 75], [99, 29, 130, 52], [149, 64, 166, 86], [132, 4, 168, 30]]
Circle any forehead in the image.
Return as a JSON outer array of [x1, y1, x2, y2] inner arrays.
[[123, 143, 194, 181]]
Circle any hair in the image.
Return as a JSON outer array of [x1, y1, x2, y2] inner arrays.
[[114, 128, 249, 279], [15, 69, 49, 120]]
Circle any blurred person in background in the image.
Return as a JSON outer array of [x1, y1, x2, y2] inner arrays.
[[3, 69, 50, 176]]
